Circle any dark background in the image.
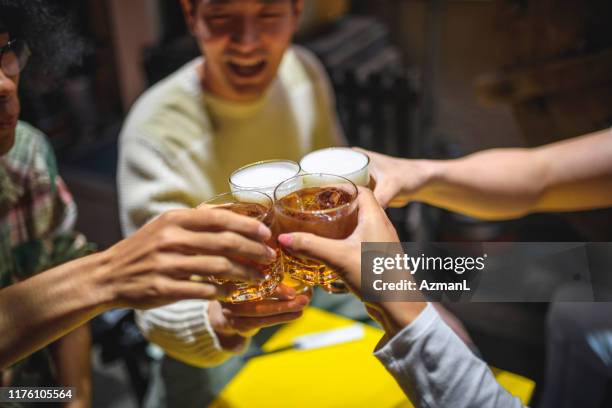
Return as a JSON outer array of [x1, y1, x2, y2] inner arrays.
[[17, 1, 612, 406]]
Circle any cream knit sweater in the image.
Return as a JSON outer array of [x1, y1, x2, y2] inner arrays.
[[118, 46, 344, 367]]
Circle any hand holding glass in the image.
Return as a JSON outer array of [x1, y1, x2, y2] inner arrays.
[[204, 192, 282, 303], [274, 174, 358, 290]]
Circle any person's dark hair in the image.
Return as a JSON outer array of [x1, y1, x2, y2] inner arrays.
[[0, 0, 84, 84]]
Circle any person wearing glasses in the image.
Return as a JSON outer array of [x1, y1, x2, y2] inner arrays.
[[0, 4, 93, 405], [0, 3, 303, 407]]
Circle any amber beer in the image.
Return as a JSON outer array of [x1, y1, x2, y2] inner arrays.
[[300, 147, 374, 189], [204, 192, 282, 303], [299, 149, 371, 293], [274, 174, 358, 288], [228, 160, 310, 290]]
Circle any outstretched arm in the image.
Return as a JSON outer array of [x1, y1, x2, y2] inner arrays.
[[0, 207, 273, 369], [51, 324, 92, 408], [0, 253, 110, 369], [366, 128, 612, 219]]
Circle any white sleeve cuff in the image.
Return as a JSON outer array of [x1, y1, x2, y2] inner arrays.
[[374, 303, 439, 364], [135, 300, 248, 368]]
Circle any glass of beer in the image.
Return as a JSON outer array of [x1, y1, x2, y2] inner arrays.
[[230, 160, 301, 197], [300, 147, 373, 188], [204, 191, 282, 303], [299, 148, 370, 293], [229, 160, 310, 292], [274, 174, 358, 289]]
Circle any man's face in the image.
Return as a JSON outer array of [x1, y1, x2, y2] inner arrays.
[[0, 32, 20, 156], [185, 0, 302, 103]]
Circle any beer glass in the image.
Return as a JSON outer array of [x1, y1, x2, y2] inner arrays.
[[274, 174, 358, 289], [230, 160, 301, 197], [300, 147, 373, 188], [299, 148, 370, 293], [229, 160, 309, 291], [204, 191, 282, 303]]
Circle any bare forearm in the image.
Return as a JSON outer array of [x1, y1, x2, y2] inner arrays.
[[51, 325, 92, 408], [371, 302, 428, 339], [0, 253, 113, 368], [413, 129, 612, 220], [414, 150, 546, 220], [534, 129, 612, 212]]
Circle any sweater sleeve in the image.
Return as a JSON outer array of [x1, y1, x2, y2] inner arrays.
[[135, 301, 248, 368], [374, 304, 525, 408], [117, 131, 208, 237]]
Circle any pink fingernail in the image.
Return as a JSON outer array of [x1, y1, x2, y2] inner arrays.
[[278, 234, 293, 247]]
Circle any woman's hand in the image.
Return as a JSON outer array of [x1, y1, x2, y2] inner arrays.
[[355, 148, 435, 208], [278, 189, 426, 337], [277, 188, 398, 298]]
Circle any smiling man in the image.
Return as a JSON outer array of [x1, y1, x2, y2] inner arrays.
[[117, 0, 341, 406], [192, 0, 300, 102], [119, 0, 344, 232]]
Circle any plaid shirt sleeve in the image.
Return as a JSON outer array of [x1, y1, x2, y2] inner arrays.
[[5, 122, 94, 281], [36, 175, 94, 271], [0, 122, 96, 391]]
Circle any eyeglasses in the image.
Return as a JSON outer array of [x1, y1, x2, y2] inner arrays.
[[0, 38, 30, 77]]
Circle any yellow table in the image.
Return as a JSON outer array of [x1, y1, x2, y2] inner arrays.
[[211, 308, 534, 408]]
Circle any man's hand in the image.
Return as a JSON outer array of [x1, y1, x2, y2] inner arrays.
[[97, 207, 276, 310], [208, 285, 310, 350], [355, 148, 435, 208]]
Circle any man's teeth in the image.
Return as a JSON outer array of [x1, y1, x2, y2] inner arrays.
[[231, 61, 264, 68], [229, 61, 266, 76]]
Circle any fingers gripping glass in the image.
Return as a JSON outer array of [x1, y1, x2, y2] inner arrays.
[[274, 174, 359, 291], [204, 192, 283, 303], [1, 39, 31, 76]]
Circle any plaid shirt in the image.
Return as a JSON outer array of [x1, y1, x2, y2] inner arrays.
[[0, 121, 93, 394], [0, 121, 92, 282]]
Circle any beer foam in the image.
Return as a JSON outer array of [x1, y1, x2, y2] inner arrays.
[[300, 148, 368, 176], [231, 161, 300, 189]]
